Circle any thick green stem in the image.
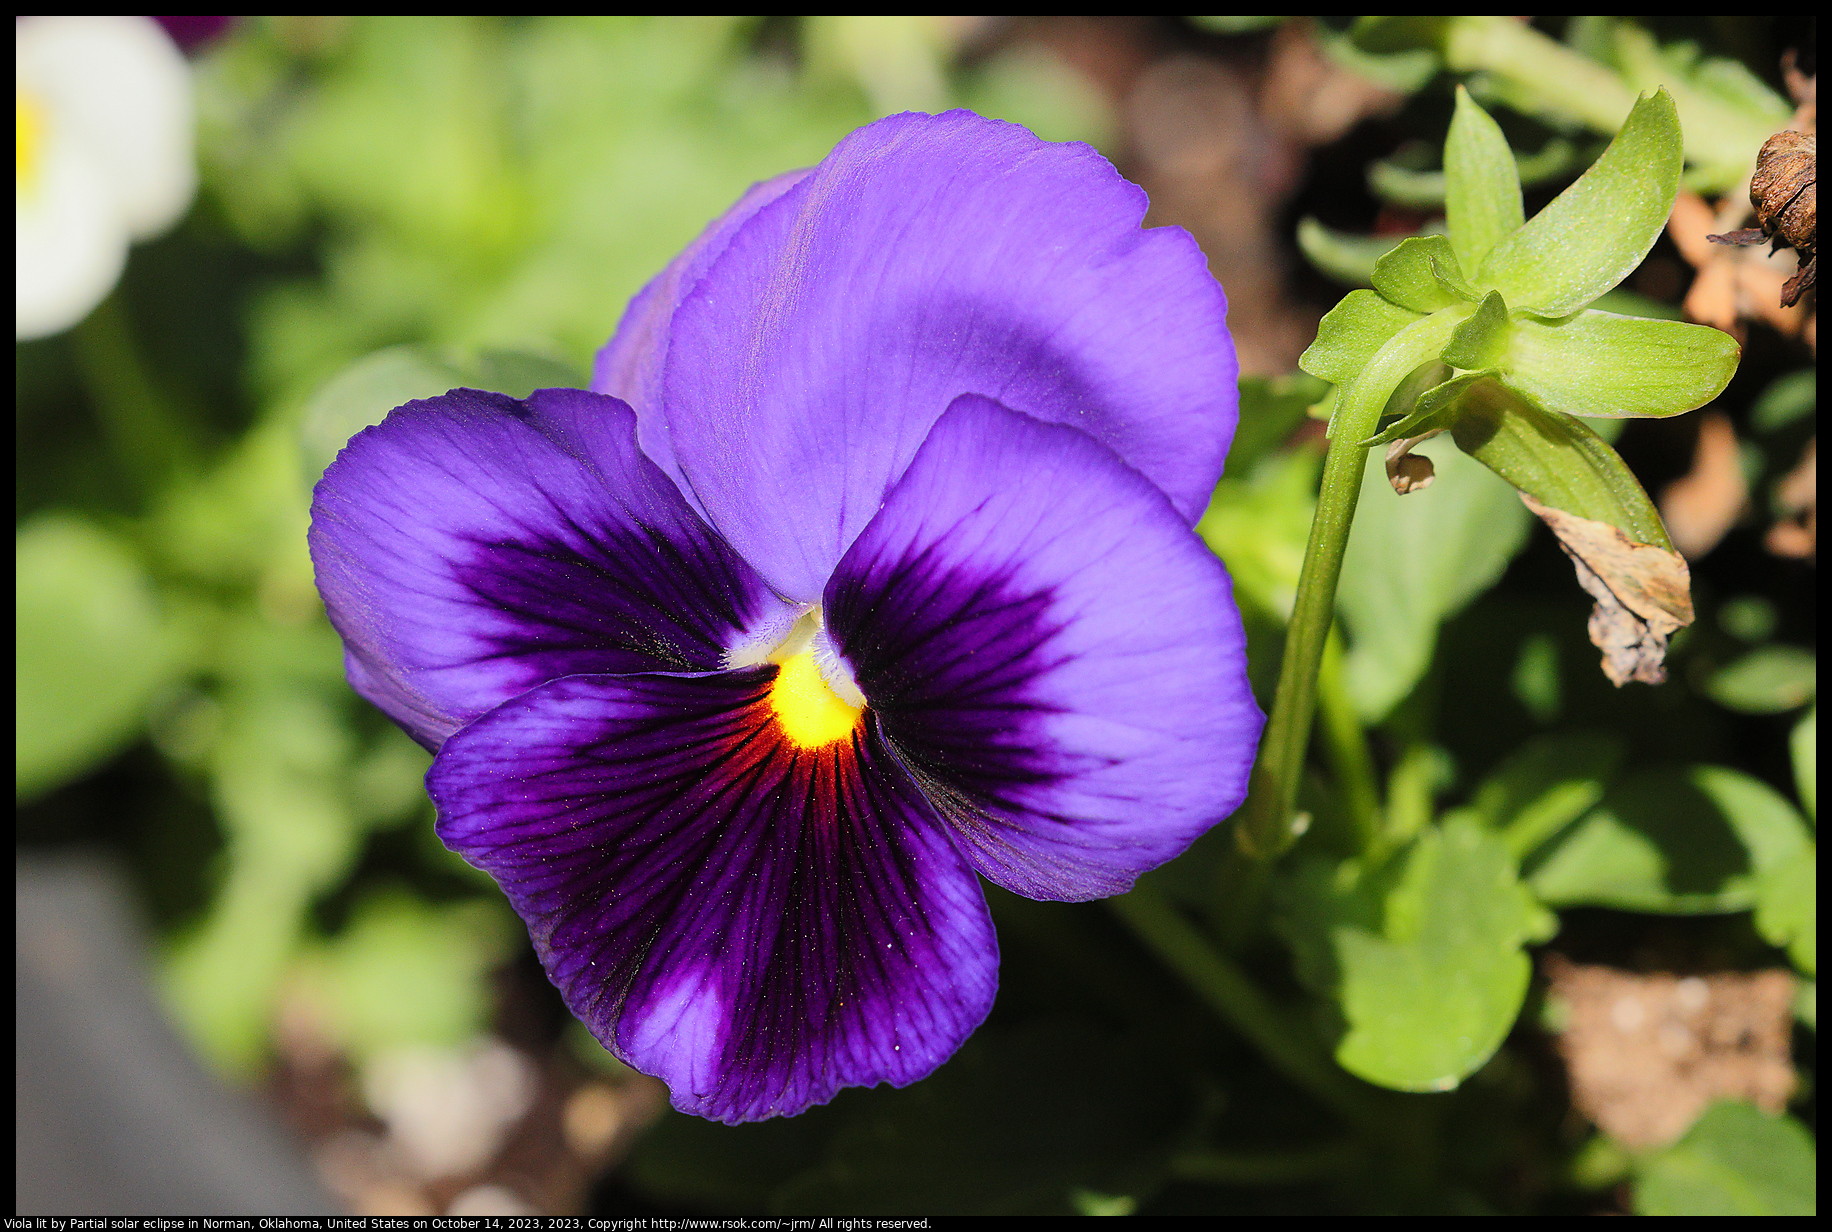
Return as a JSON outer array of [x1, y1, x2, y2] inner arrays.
[[1109, 882, 1389, 1137], [1241, 307, 1470, 857]]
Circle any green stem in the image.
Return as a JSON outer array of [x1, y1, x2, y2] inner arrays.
[[1241, 307, 1470, 857], [1108, 882, 1388, 1137]]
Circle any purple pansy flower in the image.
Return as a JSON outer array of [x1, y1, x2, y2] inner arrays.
[[309, 111, 1262, 1123]]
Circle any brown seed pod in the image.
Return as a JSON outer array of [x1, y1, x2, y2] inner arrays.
[[1710, 129, 1816, 306], [1752, 130, 1816, 305]]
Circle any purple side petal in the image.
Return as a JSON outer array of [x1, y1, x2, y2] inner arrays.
[[309, 387, 793, 749], [659, 110, 1239, 601], [428, 671, 997, 1123], [591, 169, 811, 493], [826, 396, 1263, 900]]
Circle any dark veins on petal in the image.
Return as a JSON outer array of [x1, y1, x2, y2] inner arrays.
[[453, 511, 765, 678], [432, 669, 991, 1123], [827, 542, 1070, 831]]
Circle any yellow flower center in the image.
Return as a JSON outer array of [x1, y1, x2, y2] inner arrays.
[[769, 649, 863, 749], [17, 89, 45, 189]]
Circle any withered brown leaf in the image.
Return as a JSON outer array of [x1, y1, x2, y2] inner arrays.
[[1521, 494, 1695, 686]]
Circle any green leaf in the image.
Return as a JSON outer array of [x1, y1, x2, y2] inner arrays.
[[1323, 22, 1439, 93], [296, 892, 518, 1062], [161, 684, 366, 1075], [1633, 1102, 1816, 1216], [1336, 433, 1533, 721], [1527, 766, 1813, 913], [1706, 646, 1817, 715], [1754, 852, 1815, 976], [1227, 373, 1328, 481], [299, 344, 586, 487], [1439, 289, 1511, 370], [1366, 159, 1450, 209], [1370, 235, 1475, 313], [1297, 217, 1440, 289], [16, 516, 191, 801], [773, 1021, 1190, 1214], [1351, 16, 1451, 57], [1187, 15, 1285, 34], [1444, 87, 1523, 275], [1450, 383, 1671, 548], [1468, 732, 1626, 860], [1476, 90, 1683, 316], [1495, 310, 1739, 420], [1793, 707, 1816, 822], [1276, 816, 1557, 1092], [1752, 369, 1817, 433]]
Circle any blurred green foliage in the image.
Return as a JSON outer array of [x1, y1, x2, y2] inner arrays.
[[14, 14, 1814, 1216]]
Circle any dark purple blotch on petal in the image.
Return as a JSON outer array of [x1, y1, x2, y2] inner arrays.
[[428, 671, 996, 1124], [309, 387, 792, 749], [825, 395, 1264, 901]]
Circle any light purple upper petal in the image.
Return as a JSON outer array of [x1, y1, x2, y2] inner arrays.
[[591, 168, 811, 492], [308, 387, 793, 749], [826, 396, 1263, 899], [649, 110, 1239, 601], [428, 670, 996, 1123]]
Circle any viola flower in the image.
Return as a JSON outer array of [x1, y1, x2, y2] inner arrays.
[[310, 111, 1261, 1123], [16, 15, 195, 339]]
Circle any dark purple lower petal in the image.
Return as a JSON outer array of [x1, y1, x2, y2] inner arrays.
[[826, 396, 1263, 900], [309, 387, 793, 748], [428, 670, 997, 1123]]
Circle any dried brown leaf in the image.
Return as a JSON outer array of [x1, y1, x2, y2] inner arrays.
[[1521, 494, 1694, 686]]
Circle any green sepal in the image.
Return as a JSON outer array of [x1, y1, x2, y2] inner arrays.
[[1526, 766, 1813, 915], [1496, 310, 1740, 420], [1448, 379, 1672, 549], [1444, 87, 1524, 274], [1370, 235, 1475, 313], [1440, 289, 1511, 370], [1297, 289, 1420, 388], [1364, 369, 1492, 447], [1476, 90, 1683, 316]]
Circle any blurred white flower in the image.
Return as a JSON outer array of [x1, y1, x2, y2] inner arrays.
[[16, 15, 195, 340]]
